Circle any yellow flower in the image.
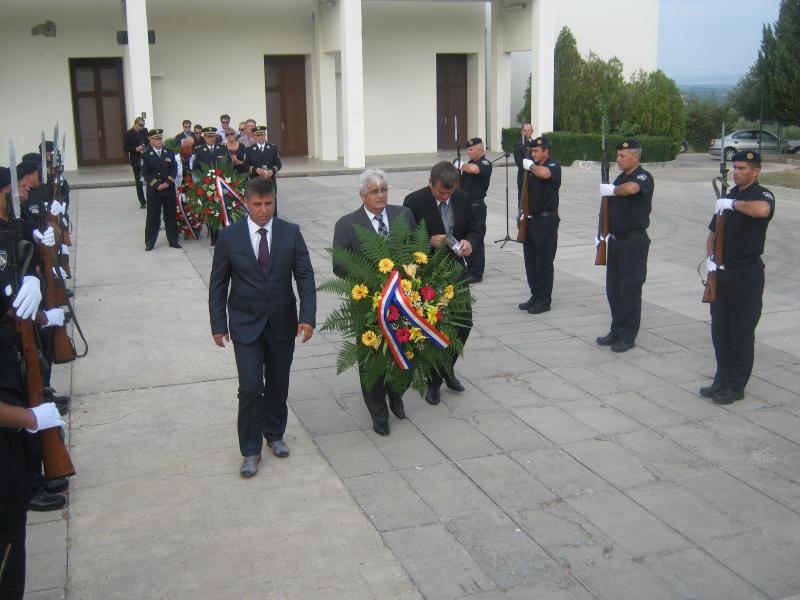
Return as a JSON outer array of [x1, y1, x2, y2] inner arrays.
[[400, 278, 413, 293], [361, 330, 380, 349], [410, 291, 421, 304], [405, 350, 414, 359], [351, 284, 369, 301], [372, 292, 382, 309], [426, 306, 439, 324], [444, 285, 455, 300], [378, 258, 394, 273], [413, 252, 428, 264], [410, 327, 424, 342], [402, 263, 418, 278]]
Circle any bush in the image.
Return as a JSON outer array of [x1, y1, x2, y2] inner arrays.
[[685, 96, 734, 152]]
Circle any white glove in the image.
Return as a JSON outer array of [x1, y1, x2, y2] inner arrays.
[[595, 235, 603, 248], [26, 403, 65, 433], [52, 266, 68, 280], [706, 257, 717, 272], [522, 158, 534, 171], [453, 160, 464, 169], [599, 183, 616, 196], [43, 307, 65, 327], [49, 200, 65, 216], [12, 276, 42, 319], [33, 227, 56, 247], [61, 244, 70, 255], [715, 197, 734, 214]]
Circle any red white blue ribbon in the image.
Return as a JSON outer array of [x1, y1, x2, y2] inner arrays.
[[215, 176, 247, 227], [377, 269, 450, 370], [176, 193, 199, 240]]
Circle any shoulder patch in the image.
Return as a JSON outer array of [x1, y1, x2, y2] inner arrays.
[[481, 159, 490, 166], [0, 249, 7, 270], [636, 174, 648, 182], [547, 162, 557, 167], [762, 191, 774, 201]]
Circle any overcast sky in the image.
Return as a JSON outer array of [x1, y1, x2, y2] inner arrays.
[[658, 0, 781, 84]]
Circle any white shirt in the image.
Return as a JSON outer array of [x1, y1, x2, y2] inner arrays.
[[364, 207, 388, 235], [247, 216, 272, 259]]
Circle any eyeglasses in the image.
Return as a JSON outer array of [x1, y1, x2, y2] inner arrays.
[[226, 133, 235, 137], [221, 120, 230, 124], [239, 128, 245, 132], [135, 121, 144, 127], [366, 186, 389, 196]]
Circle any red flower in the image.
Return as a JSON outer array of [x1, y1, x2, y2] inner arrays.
[[204, 207, 212, 215], [396, 327, 411, 343], [437, 309, 443, 321], [198, 189, 206, 197], [203, 177, 211, 185], [387, 305, 399, 322], [420, 285, 435, 301], [186, 180, 195, 188], [214, 169, 222, 176], [177, 186, 184, 194]]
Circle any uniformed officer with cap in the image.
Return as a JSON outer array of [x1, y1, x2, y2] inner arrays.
[[456, 137, 492, 283], [513, 123, 534, 203], [701, 150, 775, 404], [193, 126, 228, 169], [141, 129, 181, 251], [596, 139, 654, 353], [517, 135, 561, 314]]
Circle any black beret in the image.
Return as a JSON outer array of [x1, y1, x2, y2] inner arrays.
[[16, 160, 40, 179], [464, 137, 483, 148], [616, 139, 641, 151], [253, 126, 267, 134], [22, 153, 43, 164], [148, 128, 164, 138], [202, 126, 217, 135], [733, 150, 761, 165], [531, 136, 551, 150], [0, 166, 10, 189], [39, 141, 54, 153]]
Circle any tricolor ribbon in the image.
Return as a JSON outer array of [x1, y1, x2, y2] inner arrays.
[[377, 269, 450, 370], [176, 193, 199, 240], [215, 176, 248, 227]]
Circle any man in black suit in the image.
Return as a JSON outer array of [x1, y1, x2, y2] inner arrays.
[[174, 119, 193, 143], [404, 161, 478, 405], [193, 127, 228, 169], [141, 129, 181, 251], [209, 177, 316, 478], [332, 169, 415, 436], [122, 117, 148, 209]]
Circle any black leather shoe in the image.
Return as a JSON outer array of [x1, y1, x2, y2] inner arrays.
[[611, 340, 635, 353], [56, 403, 69, 417], [596, 333, 618, 346], [267, 439, 290, 458], [44, 477, 69, 494], [169, 243, 183, 249], [145, 245, 154, 252], [467, 274, 483, 284], [700, 382, 723, 398], [240, 454, 261, 478], [518, 296, 535, 310], [29, 491, 67, 511], [528, 304, 551, 314], [139, 203, 146, 209], [425, 385, 441, 405], [388, 395, 406, 419], [443, 373, 465, 392], [373, 421, 390, 436], [713, 388, 745, 404]]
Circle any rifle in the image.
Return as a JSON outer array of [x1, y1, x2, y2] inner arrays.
[[454, 115, 461, 189], [702, 122, 729, 303], [516, 147, 531, 242], [7, 140, 76, 480], [595, 114, 611, 265]]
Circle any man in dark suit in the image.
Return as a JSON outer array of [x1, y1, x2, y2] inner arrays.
[[193, 127, 228, 169], [122, 117, 148, 209], [174, 119, 193, 143], [332, 169, 415, 436], [404, 161, 478, 405], [141, 129, 181, 251], [209, 177, 316, 478]]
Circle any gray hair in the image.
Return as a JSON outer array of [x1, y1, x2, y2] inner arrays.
[[359, 168, 388, 196]]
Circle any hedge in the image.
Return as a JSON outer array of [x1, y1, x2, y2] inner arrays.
[[500, 128, 679, 163]]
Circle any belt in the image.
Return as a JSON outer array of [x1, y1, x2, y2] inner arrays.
[[526, 210, 557, 219], [610, 229, 647, 240], [719, 256, 762, 271]]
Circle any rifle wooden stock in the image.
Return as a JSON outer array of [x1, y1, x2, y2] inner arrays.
[[52, 324, 77, 364], [594, 197, 609, 266], [15, 316, 75, 480], [702, 213, 725, 304], [516, 170, 530, 242], [58, 253, 72, 279]]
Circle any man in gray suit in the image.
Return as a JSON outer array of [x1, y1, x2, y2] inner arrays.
[[209, 176, 316, 478], [332, 169, 416, 436]]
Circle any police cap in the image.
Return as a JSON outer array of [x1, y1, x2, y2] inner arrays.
[[148, 129, 164, 139], [733, 150, 761, 165], [21, 153, 42, 164], [201, 127, 217, 136], [16, 160, 40, 179], [464, 137, 483, 148], [531, 136, 551, 150], [253, 126, 267, 135], [616, 139, 641, 151]]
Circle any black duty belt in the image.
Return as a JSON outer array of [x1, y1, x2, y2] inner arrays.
[[610, 229, 647, 240], [719, 256, 763, 271], [526, 210, 557, 220]]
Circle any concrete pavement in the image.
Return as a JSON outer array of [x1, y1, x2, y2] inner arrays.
[[27, 154, 800, 599]]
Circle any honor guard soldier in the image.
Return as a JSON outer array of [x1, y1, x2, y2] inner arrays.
[[123, 117, 149, 209], [518, 135, 561, 314], [596, 139, 653, 353], [513, 123, 534, 203], [702, 151, 774, 404], [456, 137, 492, 283], [141, 129, 181, 251], [243, 125, 282, 212], [193, 126, 228, 169]]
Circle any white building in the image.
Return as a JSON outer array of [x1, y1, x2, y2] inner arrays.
[[0, 0, 658, 171]]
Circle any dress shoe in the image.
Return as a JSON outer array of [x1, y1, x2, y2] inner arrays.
[[44, 477, 69, 494], [713, 388, 745, 405], [139, 203, 146, 209], [169, 242, 183, 249], [267, 439, 290, 458], [699, 382, 723, 398], [528, 303, 550, 314], [56, 403, 69, 416], [611, 339, 635, 353], [388, 395, 406, 419], [239, 454, 261, 478], [145, 245, 154, 252], [373, 421, 390, 436], [425, 385, 441, 405], [518, 296, 535, 310], [467, 274, 483, 284], [596, 333, 618, 346], [29, 491, 67, 511], [443, 373, 465, 392]]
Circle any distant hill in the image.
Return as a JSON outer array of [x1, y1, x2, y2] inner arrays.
[[678, 83, 735, 101]]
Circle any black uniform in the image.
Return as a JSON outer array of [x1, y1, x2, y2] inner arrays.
[[513, 140, 531, 203], [141, 146, 179, 249], [708, 183, 774, 393], [522, 158, 561, 309], [459, 156, 492, 279], [192, 143, 228, 170], [123, 127, 149, 207], [605, 165, 654, 344]]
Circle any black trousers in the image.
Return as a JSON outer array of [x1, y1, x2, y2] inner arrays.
[[358, 366, 405, 426], [606, 234, 650, 343], [145, 189, 178, 248], [465, 200, 487, 278], [0, 430, 33, 600], [710, 262, 764, 391], [232, 325, 295, 457], [430, 290, 472, 388], [522, 214, 559, 307], [131, 162, 146, 206]]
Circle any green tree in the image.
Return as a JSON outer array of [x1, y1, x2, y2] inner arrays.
[[685, 96, 734, 152], [758, 0, 800, 124], [729, 66, 766, 121], [553, 27, 583, 131], [516, 74, 531, 126], [622, 70, 686, 140]]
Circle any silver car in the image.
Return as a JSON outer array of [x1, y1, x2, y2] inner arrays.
[[709, 129, 786, 161]]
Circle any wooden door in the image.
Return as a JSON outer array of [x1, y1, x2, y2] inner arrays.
[[69, 58, 127, 166], [436, 54, 468, 151], [264, 56, 308, 156]]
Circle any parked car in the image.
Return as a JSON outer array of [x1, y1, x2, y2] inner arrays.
[[785, 139, 800, 154], [709, 129, 786, 161]]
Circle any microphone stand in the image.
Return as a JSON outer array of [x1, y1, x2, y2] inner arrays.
[[493, 152, 520, 248]]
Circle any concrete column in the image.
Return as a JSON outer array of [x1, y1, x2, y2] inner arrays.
[[311, 4, 339, 160], [489, 0, 511, 150], [530, 0, 555, 135], [339, 0, 365, 168], [123, 0, 154, 127]]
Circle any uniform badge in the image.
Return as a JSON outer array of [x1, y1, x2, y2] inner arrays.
[[481, 160, 490, 165], [637, 174, 647, 182], [0, 250, 7, 270], [763, 191, 774, 200], [622, 142, 629, 148], [746, 152, 754, 160]]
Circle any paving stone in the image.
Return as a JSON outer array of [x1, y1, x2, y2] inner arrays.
[[383, 524, 497, 600], [467, 411, 551, 452], [563, 439, 657, 489], [290, 398, 359, 435], [612, 429, 710, 480], [401, 463, 496, 521], [316, 430, 392, 478], [345, 471, 438, 531], [503, 579, 595, 600], [513, 405, 599, 444], [557, 399, 641, 435], [569, 555, 681, 600], [599, 391, 687, 429], [636, 383, 722, 420], [458, 454, 557, 513], [415, 417, 499, 460], [511, 447, 612, 499], [370, 420, 447, 469], [741, 407, 800, 445]]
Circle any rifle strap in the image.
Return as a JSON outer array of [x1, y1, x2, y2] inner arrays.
[[52, 266, 88, 358]]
